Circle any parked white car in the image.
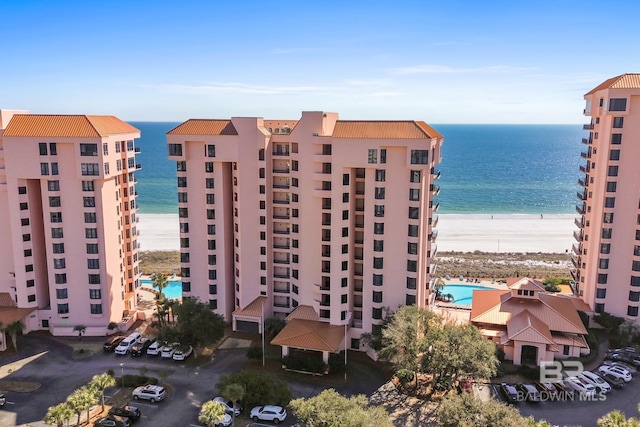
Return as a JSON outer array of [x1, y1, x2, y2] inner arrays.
[[132, 385, 167, 403], [172, 346, 193, 361], [566, 376, 596, 397], [598, 364, 632, 382], [146, 341, 162, 356], [214, 413, 232, 427], [212, 396, 242, 416], [250, 405, 287, 424], [160, 343, 177, 359], [114, 332, 142, 355], [580, 371, 611, 393]]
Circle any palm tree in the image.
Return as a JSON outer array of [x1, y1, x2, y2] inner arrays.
[[222, 383, 245, 426], [433, 277, 445, 300], [151, 272, 169, 298], [265, 316, 286, 336], [44, 402, 73, 427], [90, 372, 116, 412], [73, 325, 87, 353], [5, 320, 24, 352], [198, 400, 227, 427], [66, 388, 86, 426]]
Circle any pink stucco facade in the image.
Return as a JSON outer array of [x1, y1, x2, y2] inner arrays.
[[167, 111, 443, 349], [0, 110, 142, 336], [574, 74, 640, 320]]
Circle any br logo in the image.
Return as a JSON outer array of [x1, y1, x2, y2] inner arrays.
[[540, 361, 584, 383]]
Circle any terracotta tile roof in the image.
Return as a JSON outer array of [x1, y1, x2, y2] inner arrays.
[[167, 119, 238, 136], [585, 73, 640, 95], [552, 333, 588, 348], [0, 307, 36, 326], [508, 278, 545, 292], [232, 296, 267, 319], [470, 280, 587, 335], [2, 115, 139, 137], [506, 310, 555, 345], [332, 121, 441, 139], [0, 293, 15, 307], [270, 319, 344, 352], [285, 305, 319, 321]]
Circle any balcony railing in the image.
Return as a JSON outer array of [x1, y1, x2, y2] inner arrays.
[[581, 138, 592, 145], [573, 230, 583, 242], [583, 124, 594, 130], [578, 178, 586, 187], [273, 243, 290, 249], [432, 202, 440, 212], [273, 229, 290, 235], [273, 183, 290, 189], [433, 169, 441, 180], [274, 286, 290, 293], [577, 191, 587, 201], [274, 258, 290, 264], [272, 150, 290, 156], [273, 199, 290, 205], [273, 214, 290, 220], [575, 204, 585, 215], [580, 151, 590, 159], [579, 164, 590, 173], [274, 273, 290, 279], [572, 243, 582, 256], [574, 217, 584, 229], [273, 167, 290, 174], [571, 254, 581, 269]]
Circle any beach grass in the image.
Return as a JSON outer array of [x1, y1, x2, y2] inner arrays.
[[139, 250, 179, 275]]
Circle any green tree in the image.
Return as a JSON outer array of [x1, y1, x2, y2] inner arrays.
[[433, 277, 446, 299], [619, 321, 640, 346], [151, 272, 169, 297], [198, 400, 227, 427], [159, 297, 225, 356], [422, 323, 498, 392], [89, 372, 116, 412], [5, 320, 24, 352], [594, 312, 626, 336], [222, 383, 245, 426], [66, 387, 91, 426], [360, 308, 393, 351], [73, 325, 87, 353], [217, 370, 291, 409], [438, 393, 552, 427], [264, 316, 286, 336], [44, 402, 74, 427], [378, 305, 439, 388], [290, 388, 392, 427], [597, 410, 640, 427]]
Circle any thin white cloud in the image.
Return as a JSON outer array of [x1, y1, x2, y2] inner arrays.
[[368, 91, 404, 97], [146, 82, 346, 96], [388, 64, 538, 75]]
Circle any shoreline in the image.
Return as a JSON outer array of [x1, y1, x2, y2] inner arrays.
[[136, 212, 576, 254]]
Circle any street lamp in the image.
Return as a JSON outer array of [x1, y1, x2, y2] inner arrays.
[[120, 363, 124, 389]]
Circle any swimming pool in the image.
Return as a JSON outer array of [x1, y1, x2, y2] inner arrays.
[[140, 279, 183, 300], [439, 284, 492, 306]]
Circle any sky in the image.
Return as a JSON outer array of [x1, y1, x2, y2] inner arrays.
[[1, 0, 640, 123]]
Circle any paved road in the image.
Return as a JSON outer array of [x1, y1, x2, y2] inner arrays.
[[0, 335, 387, 427]]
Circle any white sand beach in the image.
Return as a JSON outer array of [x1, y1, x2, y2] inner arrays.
[[136, 213, 576, 254]]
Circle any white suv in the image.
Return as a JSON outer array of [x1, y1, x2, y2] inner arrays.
[[132, 385, 166, 403], [580, 371, 611, 393], [598, 364, 632, 382], [250, 405, 287, 424], [115, 332, 142, 355]]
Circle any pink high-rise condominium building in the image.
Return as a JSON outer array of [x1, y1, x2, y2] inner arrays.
[[0, 110, 142, 336], [575, 74, 640, 320], [166, 111, 443, 353]]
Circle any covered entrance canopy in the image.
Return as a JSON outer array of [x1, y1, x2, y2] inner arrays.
[[0, 293, 36, 351], [232, 296, 267, 333]]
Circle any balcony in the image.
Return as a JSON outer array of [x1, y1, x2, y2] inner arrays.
[[573, 230, 583, 242], [273, 228, 290, 235], [575, 204, 585, 215], [580, 151, 590, 159], [574, 217, 584, 229], [272, 166, 290, 174], [273, 198, 290, 205], [579, 164, 590, 173], [274, 257, 290, 264], [352, 319, 363, 329], [430, 184, 441, 195], [429, 229, 439, 241], [571, 254, 581, 269], [577, 191, 587, 201], [430, 244, 438, 259], [582, 138, 592, 145], [135, 147, 141, 153], [355, 221, 365, 228], [274, 272, 290, 279], [583, 123, 594, 130], [135, 164, 142, 170], [431, 215, 439, 228], [273, 183, 290, 189], [273, 243, 290, 249], [577, 177, 586, 187], [572, 243, 582, 256], [272, 149, 290, 156], [273, 214, 290, 220], [432, 169, 441, 180], [274, 285, 290, 293], [432, 202, 440, 212]]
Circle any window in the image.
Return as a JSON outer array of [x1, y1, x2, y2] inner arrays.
[[373, 291, 383, 303], [609, 98, 627, 111], [608, 166, 619, 177], [604, 212, 614, 224], [410, 170, 421, 183], [633, 277, 640, 287], [19, 202, 28, 210], [85, 228, 98, 238], [611, 134, 622, 144], [207, 224, 216, 235], [409, 188, 420, 201], [24, 249, 32, 257], [597, 273, 608, 284], [90, 304, 103, 315], [605, 197, 615, 208], [87, 259, 99, 269], [206, 144, 215, 157], [610, 150, 621, 161], [177, 161, 187, 171], [58, 303, 69, 314], [408, 207, 419, 219], [177, 192, 188, 203], [88, 274, 100, 284], [81, 163, 100, 176], [84, 212, 96, 223], [258, 149, 265, 161], [408, 225, 419, 237], [39, 142, 48, 155], [180, 238, 190, 248], [633, 261, 640, 272], [373, 240, 384, 252], [177, 176, 187, 187], [205, 162, 214, 173], [408, 242, 418, 254], [601, 229, 612, 240], [373, 257, 383, 269], [20, 218, 29, 226], [630, 291, 640, 302], [372, 307, 382, 319], [367, 149, 377, 164], [628, 306, 639, 317], [373, 274, 383, 286], [89, 289, 101, 299], [18, 186, 27, 194], [83, 197, 95, 207], [342, 193, 349, 203], [50, 212, 63, 223], [168, 143, 183, 156], [343, 174, 350, 185], [406, 277, 417, 289], [55, 273, 66, 284], [48, 180, 60, 191], [374, 223, 384, 234], [51, 163, 58, 175], [613, 117, 624, 128], [179, 208, 188, 218], [606, 181, 617, 192], [40, 163, 49, 175], [25, 264, 33, 272], [82, 181, 94, 191], [52, 228, 63, 238], [375, 170, 386, 182], [600, 243, 611, 254], [375, 187, 385, 199], [380, 149, 387, 163], [341, 261, 348, 271], [410, 150, 429, 164], [80, 143, 98, 156], [180, 223, 189, 233], [407, 260, 417, 272], [53, 243, 65, 254]]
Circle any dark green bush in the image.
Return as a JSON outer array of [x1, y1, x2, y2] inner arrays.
[[217, 370, 291, 409], [396, 368, 415, 384], [246, 345, 263, 361], [517, 365, 540, 380], [282, 354, 326, 374], [122, 374, 158, 388], [328, 353, 346, 375]]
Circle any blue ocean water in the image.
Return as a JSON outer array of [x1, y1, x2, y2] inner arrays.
[[130, 122, 583, 215]]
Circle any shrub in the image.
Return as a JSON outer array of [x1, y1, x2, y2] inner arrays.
[[517, 365, 540, 380], [122, 374, 158, 388], [217, 370, 291, 409], [246, 345, 263, 361], [328, 353, 346, 375], [106, 369, 114, 377], [282, 354, 326, 374], [396, 369, 415, 384]]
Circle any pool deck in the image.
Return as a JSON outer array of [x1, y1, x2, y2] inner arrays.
[[432, 279, 509, 324]]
